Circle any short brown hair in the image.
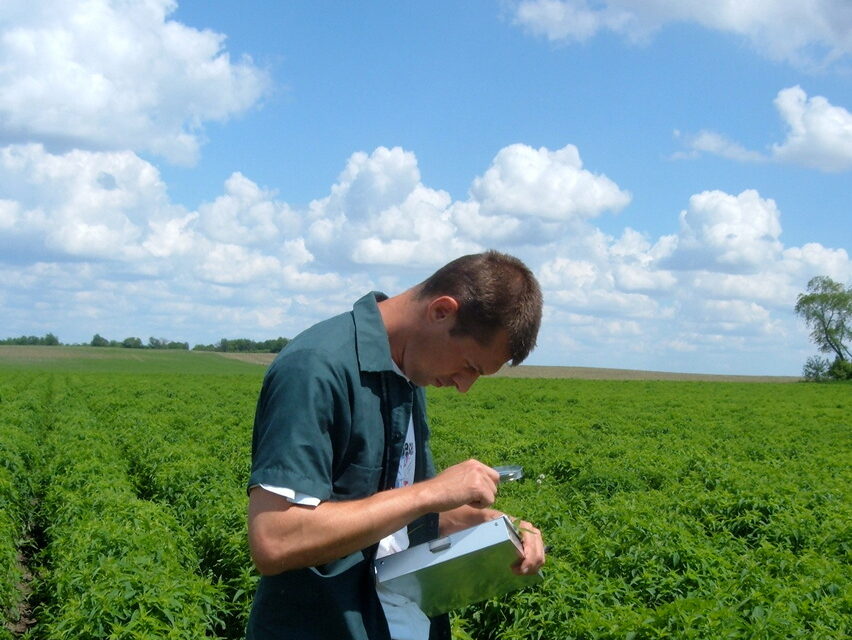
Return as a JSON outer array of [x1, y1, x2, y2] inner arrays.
[[416, 250, 542, 365]]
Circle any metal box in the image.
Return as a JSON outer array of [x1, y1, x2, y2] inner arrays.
[[374, 515, 542, 616]]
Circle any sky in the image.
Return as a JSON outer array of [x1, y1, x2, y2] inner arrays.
[[1, 0, 851, 376]]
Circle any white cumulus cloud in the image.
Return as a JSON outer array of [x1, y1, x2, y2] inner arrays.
[[307, 146, 481, 266], [305, 143, 631, 266], [195, 244, 281, 285], [700, 299, 778, 335], [538, 245, 669, 320], [513, 0, 852, 69], [143, 212, 200, 259], [313, 146, 422, 223], [530, 183, 850, 374], [197, 173, 299, 247], [664, 189, 783, 273], [677, 87, 852, 172], [0, 0, 269, 165], [469, 143, 631, 220], [350, 185, 481, 267], [1, 138, 849, 375], [771, 85, 852, 172], [0, 144, 338, 294], [0, 143, 175, 261]]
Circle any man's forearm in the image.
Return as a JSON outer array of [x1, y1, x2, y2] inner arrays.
[[249, 459, 501, 575], [249, 482, 438, 575]]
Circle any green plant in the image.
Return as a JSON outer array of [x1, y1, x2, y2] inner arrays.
[[828, 357, 852, 380], [2, 360, 849, 640], [803, 355, 831, 381]]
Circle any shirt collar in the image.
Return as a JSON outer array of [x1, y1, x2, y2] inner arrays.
[[391, 360, 410, 382], [353, 291, 396, 373]]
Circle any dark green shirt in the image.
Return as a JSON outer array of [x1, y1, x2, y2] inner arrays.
[[247, 292, 445, 640]]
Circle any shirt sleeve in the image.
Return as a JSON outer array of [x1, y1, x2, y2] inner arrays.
[[248, 347, 345, 501], [254, 483, 321, 507]]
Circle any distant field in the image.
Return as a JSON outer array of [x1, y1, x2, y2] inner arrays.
[[218, 351, 802, 382], [1, 346, 803, 381], [0, 345, 264, 375]]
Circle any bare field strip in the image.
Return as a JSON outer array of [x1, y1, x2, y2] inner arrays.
[[216, 352, 279, 366], [0, 345, 117, 361], [216, 352, 801, 383], [491, 364, 801, 383]]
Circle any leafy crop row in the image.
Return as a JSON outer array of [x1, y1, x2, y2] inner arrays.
[[0, 376, 39, 639], [1, 368, 263, 639], [1, 361, 849, 639], [429, 379, 850, 639], [80, 375, 259, 638], [28, 375, 227, 639]]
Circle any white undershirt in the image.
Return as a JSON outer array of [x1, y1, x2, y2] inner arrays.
[[373, 415, 431, 639]]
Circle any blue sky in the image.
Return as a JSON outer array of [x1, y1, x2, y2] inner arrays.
[[1, 0, 851, 375]]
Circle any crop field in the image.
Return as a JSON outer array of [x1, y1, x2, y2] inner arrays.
[[1, 347, 849, 639]]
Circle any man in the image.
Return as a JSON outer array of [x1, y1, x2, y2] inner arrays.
[[246, 250, 545, 639]]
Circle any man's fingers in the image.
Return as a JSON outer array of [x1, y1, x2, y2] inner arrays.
[[512, 520, 546, 575], [428, 459, 500, 512]]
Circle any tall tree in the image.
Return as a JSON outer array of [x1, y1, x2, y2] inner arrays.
[[795, 276, 852, 362]]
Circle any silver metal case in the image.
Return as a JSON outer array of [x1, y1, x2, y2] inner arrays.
[[374, 515, 542, 616]]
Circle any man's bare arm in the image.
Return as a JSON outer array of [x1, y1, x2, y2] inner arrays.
[[248, 459, 499, 575]]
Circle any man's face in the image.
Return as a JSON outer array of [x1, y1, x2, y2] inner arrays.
[[401, 297, 510, 392]]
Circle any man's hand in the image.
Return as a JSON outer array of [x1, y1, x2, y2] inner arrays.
[[418, 459, 500, 512], [437, 506, 546, 575], [424, 461, 546, 575], [510, 519, 545, 576]]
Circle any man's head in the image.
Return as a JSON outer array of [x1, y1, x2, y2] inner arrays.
[[415, 250, 542, 367]]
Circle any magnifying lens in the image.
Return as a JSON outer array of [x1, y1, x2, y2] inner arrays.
[[493, 465, 524, 483]]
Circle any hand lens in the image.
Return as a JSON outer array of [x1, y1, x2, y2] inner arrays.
[[493, 464, 524, 483]]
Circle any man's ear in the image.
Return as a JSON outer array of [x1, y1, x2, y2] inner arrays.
[[427, 296, 459, 323]]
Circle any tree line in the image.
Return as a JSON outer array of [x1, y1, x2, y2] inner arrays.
[[0, 334, 289, 354], [192, 337, 289, 353], [0, 333, 60, 346]]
